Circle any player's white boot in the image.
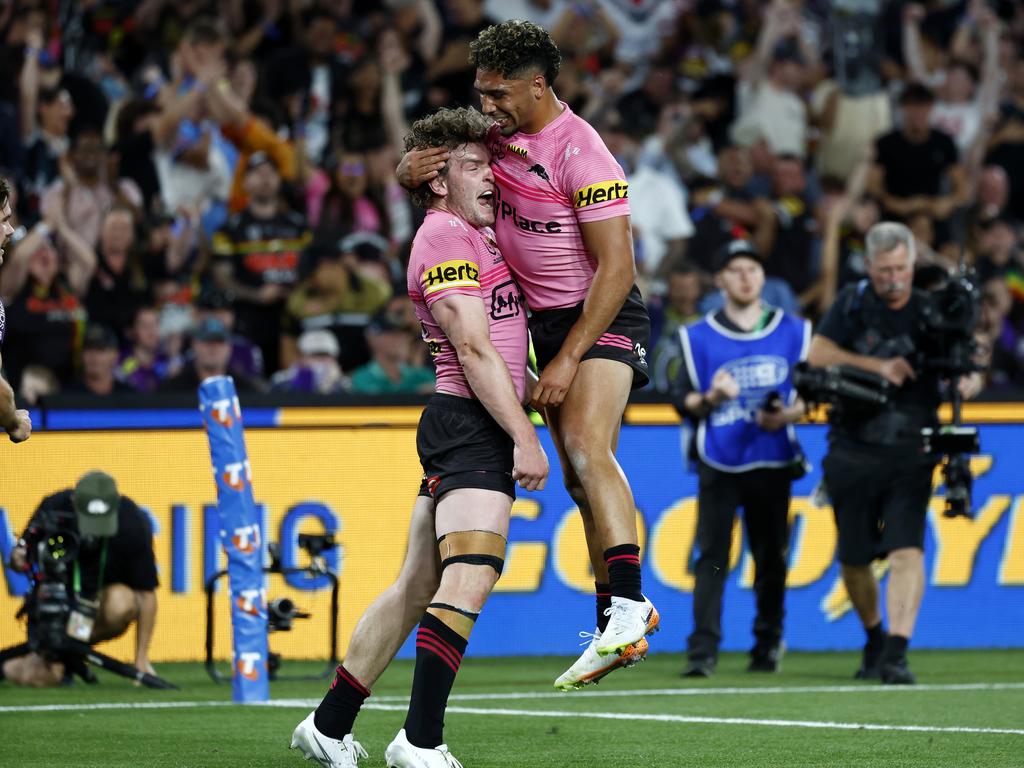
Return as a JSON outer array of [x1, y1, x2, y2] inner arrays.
[[596, 595, 660, 657], [290, 711, 368, 767], [554, 629, 649, 690], [385, 729, 464, 768]]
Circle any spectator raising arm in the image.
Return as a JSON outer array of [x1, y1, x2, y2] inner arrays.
[[18, 26, 44, 144], [813, 148, 872, 315]]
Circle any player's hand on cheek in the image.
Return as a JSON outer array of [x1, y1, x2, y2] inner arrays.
[[532, 354, 579, 408]]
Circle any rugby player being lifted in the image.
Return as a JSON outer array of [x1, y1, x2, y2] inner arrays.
[[401, 20, 659, 689]]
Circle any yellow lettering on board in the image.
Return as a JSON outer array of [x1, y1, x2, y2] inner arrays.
[[998, 496, 1024, 585], [651, 498, 741, 592], [929, 495, 1011, 586], [786, 499, 839, 588], [495, 500, 546, 592], [553, 507, 646, 592]]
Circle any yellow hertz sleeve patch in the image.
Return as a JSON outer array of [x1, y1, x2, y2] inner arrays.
[[421, 259, 481, 296], [574, 180, 629, 208]]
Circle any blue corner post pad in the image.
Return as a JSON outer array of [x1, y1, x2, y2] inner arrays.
[[198, 376, 269, 703]]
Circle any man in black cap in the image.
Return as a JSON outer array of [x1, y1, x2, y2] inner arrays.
[[159, 317, 263, 393], [671, 239, 808, 677], [69, 325, 136, 397], [193, 288, 265, 381], [210, 151, 312, 373], [3, 471, 159, 686]]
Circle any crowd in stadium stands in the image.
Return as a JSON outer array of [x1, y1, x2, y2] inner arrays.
[[1, 0, 1023, 402]]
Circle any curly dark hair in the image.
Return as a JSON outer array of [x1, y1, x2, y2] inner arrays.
[[403, 107, 494, 209], [0, 176, 9, 208], [469, 20, 561, 85]]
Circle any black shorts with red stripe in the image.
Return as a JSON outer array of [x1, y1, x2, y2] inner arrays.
[[415, 393, 516, 501], [529, 284, 651, 389]]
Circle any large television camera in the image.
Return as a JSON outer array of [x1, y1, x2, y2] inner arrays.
[[794, 272, 983, 519], [0, 508, 177, 689], [20, 509, 82, 655]]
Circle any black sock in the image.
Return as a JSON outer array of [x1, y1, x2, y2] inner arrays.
[[884, 634, 909, 660], [595, 582, 612, 633], [866, 621, 886, 648], [314, 664, 370, 739], [404, 611, 471, 748], [604, 544, 642, 602]]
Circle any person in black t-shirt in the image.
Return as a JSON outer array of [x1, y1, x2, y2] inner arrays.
[[3, 472, 159, 687], [159, 316, 262, 394], [756, 154, 817, 297], [211, 152, 312, 373], [869, 84, 968, 225], [808, 222, 982, 687]]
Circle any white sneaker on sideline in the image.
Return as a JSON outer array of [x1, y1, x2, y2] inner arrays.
[[596, 595, 660, 657], [385, 728, 464, 768], [290, 711, 368, 767], [554, 628, 649, 690]]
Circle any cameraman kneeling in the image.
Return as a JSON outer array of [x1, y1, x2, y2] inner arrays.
[[808, 222, 981, 685], [3, 471, 158, 686]]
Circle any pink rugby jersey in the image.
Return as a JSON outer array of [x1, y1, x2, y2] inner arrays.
[[491, 102, 631, 310], [407, 209, 528, 401]]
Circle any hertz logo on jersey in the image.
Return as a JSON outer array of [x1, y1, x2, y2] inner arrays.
[[422, 260, 481, 295], [574, 180, 629, 209]]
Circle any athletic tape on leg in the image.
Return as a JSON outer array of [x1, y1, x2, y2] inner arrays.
[[437, 530, 506, 575], [427, 602, 479, 641]]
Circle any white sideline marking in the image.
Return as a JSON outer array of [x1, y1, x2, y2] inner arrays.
[[4, 695, 1024, 736], [360, 703, 1024, 737], [4, 681, 1024, 715], [371, 681, 1024, 703]]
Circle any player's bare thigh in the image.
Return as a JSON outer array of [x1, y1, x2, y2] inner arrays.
[[544, 399, 624, 500], [394, 494, 442, 593], [550, 358, 632, 462], [435, 488, 512, 540]]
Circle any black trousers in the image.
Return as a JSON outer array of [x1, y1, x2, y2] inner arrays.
[[687, 462, 793, 662]]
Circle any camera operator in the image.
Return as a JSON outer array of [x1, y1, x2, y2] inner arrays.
[[808, 222, 982, 685], [2, 471, 158, 687], [674, 240, 809, 678]]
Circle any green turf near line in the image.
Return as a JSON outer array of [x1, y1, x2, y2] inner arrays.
[[2, 650, 1023, 768]]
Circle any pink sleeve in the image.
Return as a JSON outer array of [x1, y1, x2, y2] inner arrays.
[[558, 139, 631, 223], [414, 226, 483, 309]]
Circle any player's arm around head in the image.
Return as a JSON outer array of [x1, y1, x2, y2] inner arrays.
[[431, 293, 547, 492]]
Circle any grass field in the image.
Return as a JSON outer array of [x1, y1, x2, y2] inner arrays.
[[2, 649, 1023, 767]]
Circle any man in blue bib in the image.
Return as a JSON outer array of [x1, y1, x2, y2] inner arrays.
[[674, 239, 809, 677]]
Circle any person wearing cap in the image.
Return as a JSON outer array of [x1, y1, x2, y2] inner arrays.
[[349, 311, 435, 395], [158, 316, 263, 393], [69, 324, 137, 397], [193, 287, 265, 381], [672, 239, 809, 678], [3, 471, 159, 687], [270, 329, 349, 395], [211, 150, 312, 374]]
